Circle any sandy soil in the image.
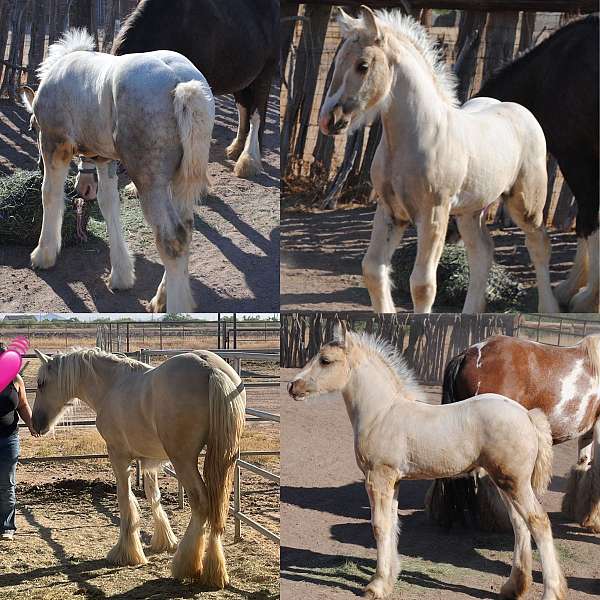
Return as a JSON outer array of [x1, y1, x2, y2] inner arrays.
[[0, 89, 279, 313], [1, 458, 279, 600], [280, 205, 577, 313], [280, 370, 599, 600]]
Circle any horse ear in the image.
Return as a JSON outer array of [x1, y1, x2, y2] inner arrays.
[[34, 349, 49, 365], [19, 86, 35, 112], [332, 320, 347, 346], [360, 5, 382, 43], [337, 7, 361, 38]]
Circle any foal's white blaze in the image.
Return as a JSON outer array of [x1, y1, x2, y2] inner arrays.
[[473, 341, 486, 368]]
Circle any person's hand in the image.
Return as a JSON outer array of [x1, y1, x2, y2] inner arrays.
[[28, 426, 41, 437]]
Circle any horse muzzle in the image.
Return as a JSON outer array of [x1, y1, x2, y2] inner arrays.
[[318, 105, 349, 136], [31, 412, 49, 435], [288, 380, 309, 400]]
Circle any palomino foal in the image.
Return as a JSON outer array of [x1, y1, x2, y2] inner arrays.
[[289, 325, 566, 600], [319, 7, 559, 314]]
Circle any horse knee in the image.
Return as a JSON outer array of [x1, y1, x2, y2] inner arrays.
[[410, 269, 436, 311], [362, 255, 389, 289]]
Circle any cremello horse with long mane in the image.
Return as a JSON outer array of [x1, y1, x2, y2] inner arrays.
[[289, 325, 566, 600], [21, 30, 214, 313], [319, 7, 559, 314], [31, 348, 245, 587]]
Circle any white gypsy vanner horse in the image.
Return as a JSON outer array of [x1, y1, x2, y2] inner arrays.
[[319, 7, 560, 314], [31, 348, 245, 587], [289, 325, 567, 600], [21, 30, 214, 313]]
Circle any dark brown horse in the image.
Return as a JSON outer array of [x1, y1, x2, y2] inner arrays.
[[113, 0, 279, 178], [426, 334, 600, 532], [476, 16, 599, 312]]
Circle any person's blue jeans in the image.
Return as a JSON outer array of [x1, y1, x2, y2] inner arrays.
[[0, 431, 19, 534]]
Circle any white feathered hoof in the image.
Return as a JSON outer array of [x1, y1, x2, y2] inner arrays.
[[31, 244, 59, 270], [233, 152, 262, 179], [149, 293, 167, 314], [109, 264, 135, 291], [106, 538, 147, 566], [150, 529, 178, 554]]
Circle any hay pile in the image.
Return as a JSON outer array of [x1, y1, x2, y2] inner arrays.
[[391, 243, 526, 312], [0, 169, 80, 247]]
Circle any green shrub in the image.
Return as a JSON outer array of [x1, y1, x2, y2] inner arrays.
[[390, 243, 526, 312]]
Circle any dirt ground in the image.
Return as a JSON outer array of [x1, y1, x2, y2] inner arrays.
[[280, 370, 599, 600], [0, 89, 279, 313], [280, 205, 577, 313]]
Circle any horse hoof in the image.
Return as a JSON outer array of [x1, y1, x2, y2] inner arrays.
[[109, 269, 135, 291], [31, 245, 58, 270], [226, 140, 244, 160], [233, 153, 262, 179], [149, 295, 166, 313]]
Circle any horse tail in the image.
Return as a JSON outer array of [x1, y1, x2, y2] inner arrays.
[[528, 408, 554, 496], [442, 350, 467, 405], [204, 367, 246, 537], [426, 350, 474, 528], [172, 79, 215, 203]]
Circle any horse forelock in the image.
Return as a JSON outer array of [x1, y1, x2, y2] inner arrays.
[[37, 28, 96, 81], [343, 9, 458, 107], [348, 331, 424, 401]]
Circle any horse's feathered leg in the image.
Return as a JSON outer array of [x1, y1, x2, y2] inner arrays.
[[169, 458, 209, 581], [31, 135, 72, 270], [497, 489, 533, 599], [226, 100, 249, 161], [456, 210, 494, 313], [362, 202, 407, 313], [410, 204, 449, 313], [578, 418, 600, 532], [96, 162, 135, 290], [505, 484, 566, 600], [234, 110, 263, 178], [504, 183, 560, 313], [142, 464, 178, 553], [570, 229, 599, 312], [364, 466, 400, 600], [106, 450, 147, 566]]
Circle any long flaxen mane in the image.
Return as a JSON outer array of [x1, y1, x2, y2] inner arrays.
[[39, 347, 150, 400], [340, 9, 459, 108], [37, 28, 96, 82], [347, 330, 425, 402]]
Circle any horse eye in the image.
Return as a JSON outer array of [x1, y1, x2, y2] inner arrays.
[[356, 62, 369, 74], [320, 357, 331, 366]]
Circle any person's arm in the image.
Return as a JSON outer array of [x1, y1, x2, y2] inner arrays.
[[15, 374, 40, 437]]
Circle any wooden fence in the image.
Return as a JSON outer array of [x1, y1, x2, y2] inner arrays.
[[0, 0, 139, 100], [280, 312, 518, 382], [281, 0, 591, 226], [280, 312, 600, 383]]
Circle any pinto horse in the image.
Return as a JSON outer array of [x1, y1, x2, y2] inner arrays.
[[426, 334, 600, 533], [21, 30, 214, 313], [31, 348, 245, 586], [111, 0, 278, 180], [289, 325, 566, 600]]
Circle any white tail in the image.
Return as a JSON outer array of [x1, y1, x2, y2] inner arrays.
[[172, 80, 215, 204], [528, 408, 554, 496]]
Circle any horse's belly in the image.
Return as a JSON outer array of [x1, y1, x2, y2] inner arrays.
[[450, 188, 497, 215]]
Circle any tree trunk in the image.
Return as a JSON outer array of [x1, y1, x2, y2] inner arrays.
[[0, 0, 14, 85], [27, 0, 47, 84], [103, 0, 120, 52], [518, 11, 536, 52], [70, 0, 92, 30], [0, 0, 29, 99], [48, 0, 58, 43]]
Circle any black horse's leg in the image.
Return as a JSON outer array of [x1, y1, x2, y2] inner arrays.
[[226, 92, 251, 161]]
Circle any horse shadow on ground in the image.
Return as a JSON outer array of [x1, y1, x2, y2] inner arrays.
[[282, 480, 599, 596], [0, 100, 38, 175], [6, 482, 271, 599]]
